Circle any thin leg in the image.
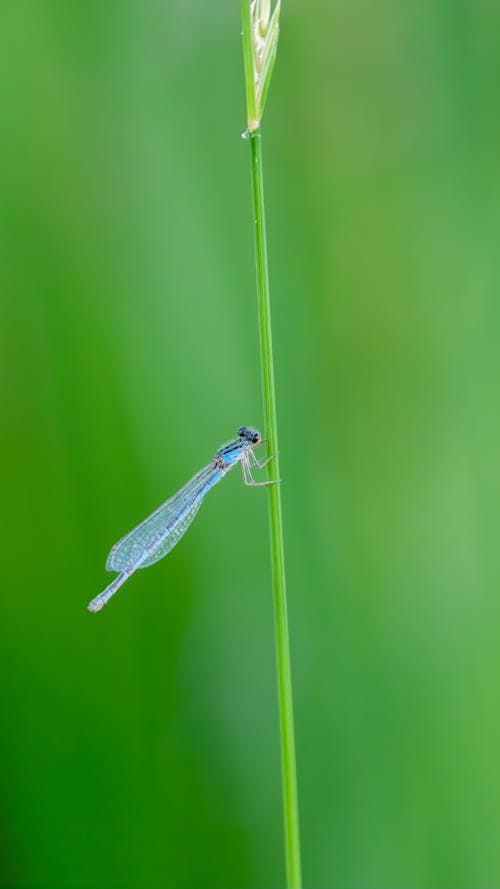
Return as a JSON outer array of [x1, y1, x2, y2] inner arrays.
[[241, 459, 251, 486], [249, 449, 279, 470], [241, 455, 281, 487]]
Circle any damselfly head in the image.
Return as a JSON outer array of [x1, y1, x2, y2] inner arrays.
[[237, 426, 261, 445]]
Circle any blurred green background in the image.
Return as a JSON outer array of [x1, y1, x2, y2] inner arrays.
[[2, 0, 500, 886]]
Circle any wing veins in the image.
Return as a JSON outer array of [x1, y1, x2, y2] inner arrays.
[[106, 460, 215, 572]]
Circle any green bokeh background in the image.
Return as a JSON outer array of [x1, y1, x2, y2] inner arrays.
[[2, 1, 500, 887]]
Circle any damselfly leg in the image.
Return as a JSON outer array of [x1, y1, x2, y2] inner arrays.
[[241, 451, 281, 486]]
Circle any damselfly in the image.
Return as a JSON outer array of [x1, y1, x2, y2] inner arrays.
[[87, 426, 278, 612]]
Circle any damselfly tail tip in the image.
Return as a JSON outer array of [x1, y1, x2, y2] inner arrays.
[[87, 598, 104, 613]]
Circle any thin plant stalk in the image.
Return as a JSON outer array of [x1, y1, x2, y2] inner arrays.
[[248, 129, 302, 889], [240, 3, 302, 885]]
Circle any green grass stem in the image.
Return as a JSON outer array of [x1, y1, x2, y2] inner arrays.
[[247, 127, 302, 889], [239, 4, 301, 882]]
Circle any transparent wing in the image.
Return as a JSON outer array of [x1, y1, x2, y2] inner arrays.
[[106, 461, 216, 572], [140, 497, 203, 568]]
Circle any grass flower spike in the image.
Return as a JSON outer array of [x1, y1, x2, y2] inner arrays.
[[241, 0, 281, 131]]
